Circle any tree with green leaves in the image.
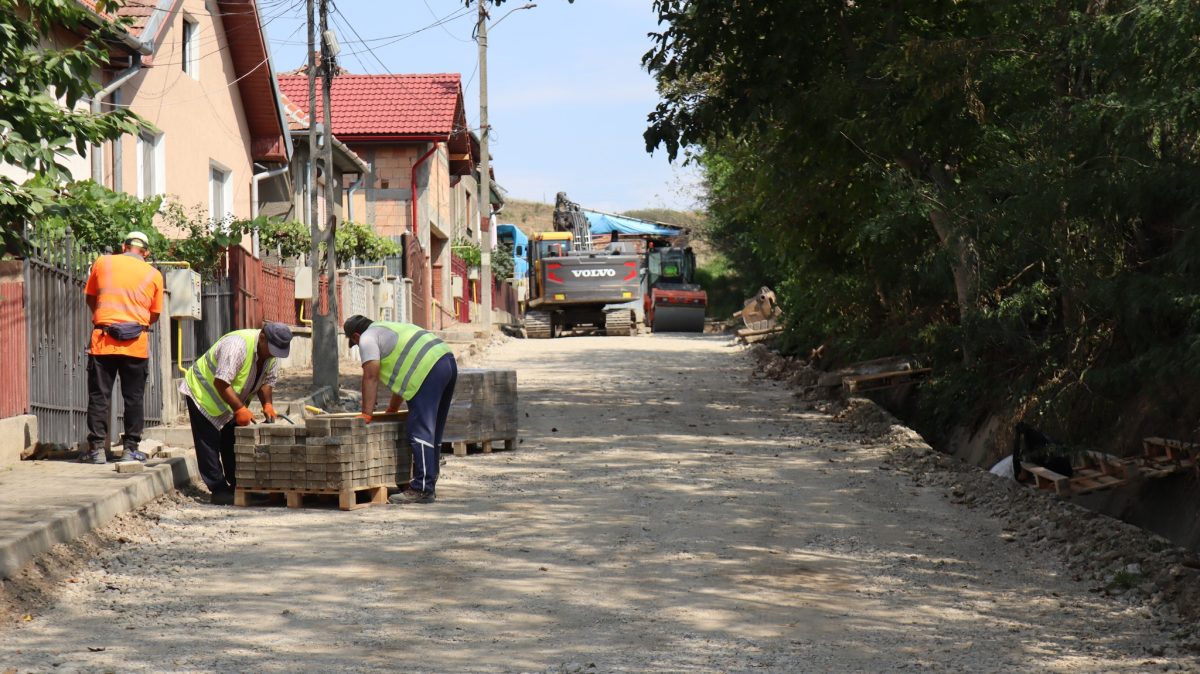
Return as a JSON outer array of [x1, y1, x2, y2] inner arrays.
[[1, 0, 144, 253], [645, 1, 1200, 447]]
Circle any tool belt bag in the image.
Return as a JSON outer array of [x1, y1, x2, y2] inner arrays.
[[99, 322, 146, 340]]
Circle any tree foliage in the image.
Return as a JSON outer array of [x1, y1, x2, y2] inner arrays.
[[1, 0, 144, 252], [645, 1, 1200, 446]]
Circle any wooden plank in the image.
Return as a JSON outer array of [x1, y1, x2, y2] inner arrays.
[[844, 368, 932, 393], [1025, 465, 1071, 495]]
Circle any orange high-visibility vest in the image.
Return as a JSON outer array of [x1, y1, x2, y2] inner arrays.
[[85, 253, 164, 358]]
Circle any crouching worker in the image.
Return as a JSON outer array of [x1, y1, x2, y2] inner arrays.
[[180, 321, 292, 505], [343, 315, 457, 505]]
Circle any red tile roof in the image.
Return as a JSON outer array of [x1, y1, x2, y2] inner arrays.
[[115, 0, 157, 35], [277, 73, 465, 139]]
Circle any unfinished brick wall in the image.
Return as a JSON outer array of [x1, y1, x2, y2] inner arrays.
[[233, 416, 411, 492]]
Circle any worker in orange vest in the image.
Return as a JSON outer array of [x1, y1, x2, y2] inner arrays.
[[81, 231, 165, 464]]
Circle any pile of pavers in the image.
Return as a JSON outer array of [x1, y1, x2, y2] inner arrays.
[[232, 415, 409, 509], [444, 368, 518, 455]]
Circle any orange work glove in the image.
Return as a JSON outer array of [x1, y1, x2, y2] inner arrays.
[[262, 403, 277, 422], [234, 406, 254, 426], [358, 412, 372, 424], [384, 403, 402, 414]]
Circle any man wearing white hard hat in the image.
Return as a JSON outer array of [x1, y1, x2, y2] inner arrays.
[[80, 231, 164, 464]]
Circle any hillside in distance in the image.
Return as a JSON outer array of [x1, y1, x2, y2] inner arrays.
[[500, 198, 707, 238]]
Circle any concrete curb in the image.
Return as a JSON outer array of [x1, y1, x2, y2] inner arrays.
[[0, 453, 199, 579]]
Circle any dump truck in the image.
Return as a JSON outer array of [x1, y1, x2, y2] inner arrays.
[[522, 193, 644, 338], [643, 242, 707, 332]]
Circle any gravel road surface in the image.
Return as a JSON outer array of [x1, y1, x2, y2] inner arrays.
[[1, 333, 1196, 673]]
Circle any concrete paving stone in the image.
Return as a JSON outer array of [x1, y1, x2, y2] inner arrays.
[[0, 450, 199, 579]]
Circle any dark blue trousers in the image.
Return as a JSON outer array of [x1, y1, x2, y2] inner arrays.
[[406, 354, 457, 494]]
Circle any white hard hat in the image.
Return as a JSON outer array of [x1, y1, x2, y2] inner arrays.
[[125, 231, 150, 249]]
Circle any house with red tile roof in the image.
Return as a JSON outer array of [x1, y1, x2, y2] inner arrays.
[[81, 0, 292, 233], [277, 71, 496, 329]]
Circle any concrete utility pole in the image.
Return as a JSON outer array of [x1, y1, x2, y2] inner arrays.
[[476, 0, 493, 330], [308, 0, 338, 398], [315, 0, 340, 397]]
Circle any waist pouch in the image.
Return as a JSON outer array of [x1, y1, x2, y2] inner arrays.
[[99, 322, 146, 341]]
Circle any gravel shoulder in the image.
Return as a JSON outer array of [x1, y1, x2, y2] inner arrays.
[[1, 333, 1197, 673]]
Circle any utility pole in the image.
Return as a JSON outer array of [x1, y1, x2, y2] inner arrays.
[[476, 0, 492, 330], [307, 0, 338, 398], [314, 0, 340, 398]]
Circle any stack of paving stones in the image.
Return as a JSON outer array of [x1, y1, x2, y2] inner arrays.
[[443, 368, 518, 450], [233, 416, 409, 492]]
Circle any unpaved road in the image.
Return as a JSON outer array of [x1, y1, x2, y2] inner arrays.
[[2, 334, 1197, 673]]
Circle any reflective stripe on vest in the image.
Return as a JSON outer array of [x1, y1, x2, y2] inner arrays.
[[93, 254, 158, 326], [185, 330, 274, 418], [377, 322, 452, 400]]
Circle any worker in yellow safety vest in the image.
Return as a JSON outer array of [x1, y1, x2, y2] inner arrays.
[[81, 231, 164, 464], [180, 322, 293, 505], [343, 314, 457, 505]]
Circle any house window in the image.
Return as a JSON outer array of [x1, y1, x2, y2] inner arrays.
[[209, 164, 231, 228], [136, 131, 164, 199], [182, 17, 198, 78]]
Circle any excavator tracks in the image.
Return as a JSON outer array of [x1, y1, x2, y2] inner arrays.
[[604, 310, 635, 336], [525, 310, 554, 339]]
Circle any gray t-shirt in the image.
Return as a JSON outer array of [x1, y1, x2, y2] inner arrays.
[[356, 324, 398, 364]]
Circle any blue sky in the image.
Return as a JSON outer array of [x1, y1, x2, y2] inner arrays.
[[263, 0, 701, 213]]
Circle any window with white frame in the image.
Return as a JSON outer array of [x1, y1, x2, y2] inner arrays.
[[182, 17, 199, 78], [209, 164, 232, 229], [136, 131, 164, 199]]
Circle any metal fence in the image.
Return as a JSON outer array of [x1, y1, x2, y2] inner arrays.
[[451, 254, 470, 323], [23, 232, 164, 449], [0, 274, 29, 418], [228, 246, 297, 329]]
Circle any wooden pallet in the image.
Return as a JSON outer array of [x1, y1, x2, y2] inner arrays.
[[843, 368, 932, 393], [233, 484, 389, 511], [443, 437, 517, 457], [1138, 437, 1199, 478]]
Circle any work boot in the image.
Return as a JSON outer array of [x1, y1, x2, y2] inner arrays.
[[77, 445, 107, 464], [118, 441, 148, 460], [388, 488, 435, 505], [118, 448, 148, 463], [210, 490, 235, 506]]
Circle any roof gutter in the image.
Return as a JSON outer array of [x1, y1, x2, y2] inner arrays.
[[411, 142, 440, 240], [90, 55, 143, 184]]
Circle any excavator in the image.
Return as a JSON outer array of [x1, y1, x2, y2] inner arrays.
[[643, 241, 707, 332], [523, 193, 644, 338]]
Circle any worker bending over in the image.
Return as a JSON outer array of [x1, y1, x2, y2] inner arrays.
[[343, 315, 457, 505], [180, 322, 292, 505]]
